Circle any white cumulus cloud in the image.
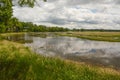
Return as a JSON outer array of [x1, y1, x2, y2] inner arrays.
[[13, 0, 120, 30]]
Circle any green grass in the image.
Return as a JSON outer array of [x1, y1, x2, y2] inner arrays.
[[0, 40, 120, 80], [57, 32, 120, 42]]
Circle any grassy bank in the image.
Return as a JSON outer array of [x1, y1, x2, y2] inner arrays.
[[57, 32, 120, 42], [0, 32, 25, 37], [0, 40, 120, 80]]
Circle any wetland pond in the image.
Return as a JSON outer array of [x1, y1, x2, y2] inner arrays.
[[5, 32, 120, 69]]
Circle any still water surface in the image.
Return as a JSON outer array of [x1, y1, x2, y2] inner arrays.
[[6, 33, 120, 69]]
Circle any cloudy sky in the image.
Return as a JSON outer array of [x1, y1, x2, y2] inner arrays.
[[13, 0, 120, 29]]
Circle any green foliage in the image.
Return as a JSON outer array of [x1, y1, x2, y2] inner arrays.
[[0, 0, 12, 25], [0, 0, 13, 33], [18, 0, 47, 7], [0, 24, 6, 33], [0, 0, 47, 33], [18, 0, 36, 7], [22, 22, 70, 32], [0, 40, 120, 80]]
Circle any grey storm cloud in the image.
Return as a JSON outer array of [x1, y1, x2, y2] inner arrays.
[[69, 0, 120, 4], [66, 0, 103, 5], [48, 19, 68, 25], [45, 18, 100, 25], [13, 0, 120, 30], [115, 0, 120, 4], [50, 0, 120, 5]]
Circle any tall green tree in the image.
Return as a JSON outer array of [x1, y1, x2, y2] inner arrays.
[[0, 0, 12, 25], [0, 0, 13, 32], [0, 0, 47, 32]]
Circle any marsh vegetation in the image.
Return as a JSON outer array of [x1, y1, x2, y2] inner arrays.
[[57, 32, 120, 42], [0, 40, 120, 80]]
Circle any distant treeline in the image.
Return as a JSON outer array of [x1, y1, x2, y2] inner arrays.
[[0, 19, 70, 33], [72, 28, 120, 32], [24, 22, 70, 32], [1, 20, 120, 33]]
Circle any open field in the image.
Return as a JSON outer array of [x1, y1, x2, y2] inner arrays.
[[0, 33, 120, 80], [57, 31, 120, 42]]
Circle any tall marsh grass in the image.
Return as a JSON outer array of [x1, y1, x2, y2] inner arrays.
[[57, 32, 120, 42], [0, 40, 120, 80]]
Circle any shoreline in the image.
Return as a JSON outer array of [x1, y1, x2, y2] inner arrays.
[[0, 32, 120, 79]]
